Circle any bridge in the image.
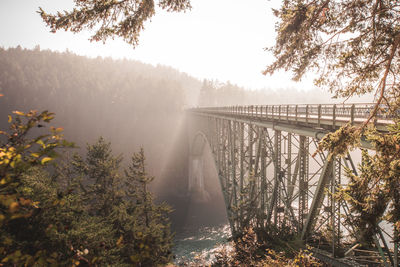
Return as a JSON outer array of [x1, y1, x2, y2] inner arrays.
[[186, 103, 398, 267]]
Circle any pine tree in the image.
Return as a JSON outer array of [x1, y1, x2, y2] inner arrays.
[[72, 137, 123, 216], [269, 0, 400, 245], [39, 0, 191, 47], [121, 148, 173, 266], [67, 141, 173, 266]]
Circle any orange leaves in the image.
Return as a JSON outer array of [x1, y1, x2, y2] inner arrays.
[[4, 197, 36, 214], [50, 126, 64, 133], [116, 235, 123, 247], [319, 7, 329, 24], [12, 110, 25, 116], [18, 197, 32, 206], [8, 202, 19, 213]]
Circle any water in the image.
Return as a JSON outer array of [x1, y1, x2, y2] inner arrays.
[[173, 224, 232, 265]]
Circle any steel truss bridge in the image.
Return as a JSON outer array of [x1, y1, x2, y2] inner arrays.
[[187, 103, 398, 267]]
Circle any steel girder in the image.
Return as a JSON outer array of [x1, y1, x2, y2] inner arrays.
[[188, 112, 398, 266], [201, 115, 342, 239]]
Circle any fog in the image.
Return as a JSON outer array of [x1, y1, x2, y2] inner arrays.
[[0, 46, 372, 231]]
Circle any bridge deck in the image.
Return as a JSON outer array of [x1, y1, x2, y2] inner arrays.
[[187, 103, 397, 266], [190, 103, 393, 133]]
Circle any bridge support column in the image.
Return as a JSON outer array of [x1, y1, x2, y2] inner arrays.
[[274, 130, 282, 227], [299, 136, 309, 231], [228, 120, 238, 231], [260, 129, 267, 228], [188, 105, 397, 266], [239, 122, 245, 229], [188, 155, 211, 203], [394, 227, 399, 267], [301, 154, 334, 240]]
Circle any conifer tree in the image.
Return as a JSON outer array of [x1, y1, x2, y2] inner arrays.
[[266, 0, 400, 245], [72, 137, 123, 216], [39, 0, 192, 47], [68, 141, 173, 266], [121, 148, 173, 265], [265, 0, 400, 245]]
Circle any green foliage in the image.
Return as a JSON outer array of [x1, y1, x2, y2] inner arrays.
[[316, 123, 360, 157], [65, 138, 173, 266], [317, 122, 400, 247], [17, 166, 119, 266], [122, 148, 173, 265], [267, 0, 400, 108], [213, 227, 321, 267], [39, 0, 191, 47], [0, 110, 74, 265], [334, 121, 400, 245], [269, 0, 400, 249], [72, 137, 123, 216], [0, 47, 192, 169], [0, 110, 173, 265]]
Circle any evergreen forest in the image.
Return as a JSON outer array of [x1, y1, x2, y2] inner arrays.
[[0, 46, 344, 199], [0, 46, 385, 266], [2, 0, 400, 265], [0, 46, 338, 266]]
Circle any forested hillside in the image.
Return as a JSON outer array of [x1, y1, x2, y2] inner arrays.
[[0, 46, 200, 181], [0, 46, 371, 206]]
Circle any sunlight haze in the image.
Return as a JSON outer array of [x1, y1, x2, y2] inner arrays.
[[0, 0, 316, 90]]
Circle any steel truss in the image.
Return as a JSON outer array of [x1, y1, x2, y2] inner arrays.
[[188, 106, 398, 266]]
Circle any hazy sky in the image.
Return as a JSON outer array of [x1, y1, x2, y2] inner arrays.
[[0, 0, 316, 90]]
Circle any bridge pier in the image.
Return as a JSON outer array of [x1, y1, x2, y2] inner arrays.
[[187, 104, 397, 266], [188, 155, 210, 203]]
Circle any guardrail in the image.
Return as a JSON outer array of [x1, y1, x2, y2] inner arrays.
[[189, 103, 394, 128]]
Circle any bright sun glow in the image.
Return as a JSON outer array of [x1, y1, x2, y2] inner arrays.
[[0, 0, 317, 90]]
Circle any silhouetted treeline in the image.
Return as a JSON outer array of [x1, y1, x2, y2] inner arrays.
[[197, 79, 373, 107], [0, 46, 372, 231], [0, 46, 201, 182]]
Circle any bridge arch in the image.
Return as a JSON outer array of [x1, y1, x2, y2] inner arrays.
[[187, 105, 398, 266], [186, 130, 230, 228], [188, 131, 223, 204], [190, 131, 209, 156]]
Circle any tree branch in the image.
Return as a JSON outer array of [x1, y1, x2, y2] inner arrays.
[[363, 33, 400, 127]]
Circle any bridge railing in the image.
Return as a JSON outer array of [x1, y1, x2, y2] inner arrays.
[[190, 103, 394, 127]]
